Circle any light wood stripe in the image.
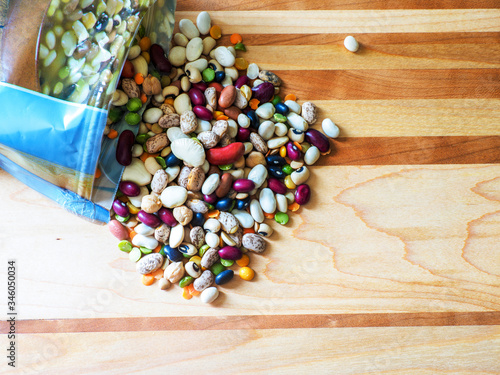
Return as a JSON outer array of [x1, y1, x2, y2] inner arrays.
[[176, 10, 500, 34], [243, 44, 500, 70], [313, 99, 500, 137], [2, 312, 498, 333], [277, 69, 500, 100], [178, 0, 500, 11], [320, 136, 500, 165]]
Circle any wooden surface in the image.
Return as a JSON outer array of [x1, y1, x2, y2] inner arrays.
[[1, 1, 500, 373]]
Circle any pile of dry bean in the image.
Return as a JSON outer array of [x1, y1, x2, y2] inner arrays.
[[106, 11, 341, 303]]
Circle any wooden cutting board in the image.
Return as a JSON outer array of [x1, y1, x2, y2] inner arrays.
[[1, 1, 499, 373]]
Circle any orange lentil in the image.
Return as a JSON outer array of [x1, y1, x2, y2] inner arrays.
[[140, 92, 148, 104], [140, 153, 159, 163], [264, 212, 275, 219], [107, 129, 118, 139], [249, 98, 260, 110], [126, 201, 140, 214], [182, 286, 193, 299], [153, 244, 162, 253], [284, 94, 296, 102], [142, 274, 155, 286], [236, 254, 250, 267], [187, 284, 200, 296], [230, 33, 243, 44], [94, 167, 101, 179], [239, 267, 255, 281], [151, 268, 164, 279], [134, 73, 144, 85], [206, 210, 220, 219], [209, 25, 222, 39], [243, 227, 255, 235], [293, 141, 302, 151], [128, 230, 137, 240], [139, 36, 151, 51], [164, 97, 175, 105], [234, 57, 248, 70], [288, 202, 301, 212], [219, 235, 224, 248], [213, 110, 224, 119], [279, 145, 287, 158], [216, 115, 229, 121]]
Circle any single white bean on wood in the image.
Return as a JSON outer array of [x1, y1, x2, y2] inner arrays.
[[344, 35, 359, 52]]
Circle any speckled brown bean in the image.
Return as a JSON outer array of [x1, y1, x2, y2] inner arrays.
[[228, 226, 243, 247], [154, 223, 171, 244], [180, 110, 198, 134], [218, 133, 233, 147], [218, 212, 239, 234], [186, 167, 205, 191], [190, 226, 205, 248], [212, 120, 228, 138], [204, 87, 217, 108], [177, 166, 193, 188], [146, 133, 169, 153], [158, 113, 180, 128], [242, 233, 267, 253], [198, 131, 219, 149], [185, 199, 209, 214], [215, 173, 233, 198], [151, 169, 169, 194], [193, 270, 215, 291], [160, 103, 176, 115], [301, 102, 317, 125], [122, 78, 140, 98], [200, 248, 219, 268], [249, 133, 268, 154], [258, 70, 281, 86]]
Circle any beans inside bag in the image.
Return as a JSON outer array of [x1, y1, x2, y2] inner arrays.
[[0, 0, 175, 223]]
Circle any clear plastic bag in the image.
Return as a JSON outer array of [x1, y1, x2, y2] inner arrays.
[[0, 0, 175, 223]]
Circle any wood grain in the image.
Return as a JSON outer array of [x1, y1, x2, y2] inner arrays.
[[4, 327, 499, 374], [176, 10, 500, 33]]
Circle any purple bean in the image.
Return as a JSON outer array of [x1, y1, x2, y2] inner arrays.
[[158, 207, 178, 227], [137, 210, 161, 228], [150, 44, 172, 74], [286, 141, 302, 161], [192, 81, 208, 92], [113, 199, 130, 217], [232, 179, 255, 193], [193, 105, 213, 121], [305, 129, 330, 153], [267, 178, 287, 195], [236, 127, 251, 142], [203, 193, 218, 205], [189, 87, 206, 106], [295, 184, 311, 205], [119, 181, 140, 197], [234, 75, 249, 89], [218, 246, 242, 260], [116, 130, 135, 166], [251, 82, 274, 103]]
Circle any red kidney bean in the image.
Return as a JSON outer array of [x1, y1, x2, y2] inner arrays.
[[305, 129, 330, 153], [267, 178, 287, 195], [119, 181, 140, 197], [206, 142, 245, 165], [251, 81, 274, 103], [234, 75, 249, 89], [203, 193, 218, 204], [193, 105, 213, 121], [232, 179, 255, 193], [189, 88, 205, 106], [286, 141, 302, 161], [138, 210, 161, 228], [116, 130, 135, 166], [150, 44, 172, 74], [113, 198, 130, 217], [191, 81, 208, 92], [218, 246, 242, 260], [237, 127, 251, 142], [158, 207, 178, 227], [295, 184, 311, 205]]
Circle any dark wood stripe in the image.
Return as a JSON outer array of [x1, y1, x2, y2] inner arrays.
[[318, 136, 500, 165], [218, 32, 500, 46], [2, 312, 498, 334], [277, 69, 500, 100], [177, 0, 500, 11]]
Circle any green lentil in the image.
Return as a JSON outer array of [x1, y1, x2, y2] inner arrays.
[[108, 107, 123, 123], [234, 42, 246, 51], [210, 262, 226, 275], [271, 96, 281, 106], [282, 164, 293, 175], [138, 24, 146, 38], [135, 134, 151, 145], [273, 113, 287, 123], [118, 240, 133, 253], [159, 245, 167, 257], [129, 247, 142, 262], [126, 97, 143, 112], [275, 212, 289, 225], [150, 70, 161, 80], [125, 112, 141, 125], [140, 246, 153, 255], [202, 68, 215, 82], [155, 156, 166, 169], [115, 214, 129, 223], [218, 164, 233, 171], [220, 258, 234, 267], [179, 276, 194, 288], [300, 142, 311, 153], [206, 203, 215, 211], [199, 244, 210, 257]]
